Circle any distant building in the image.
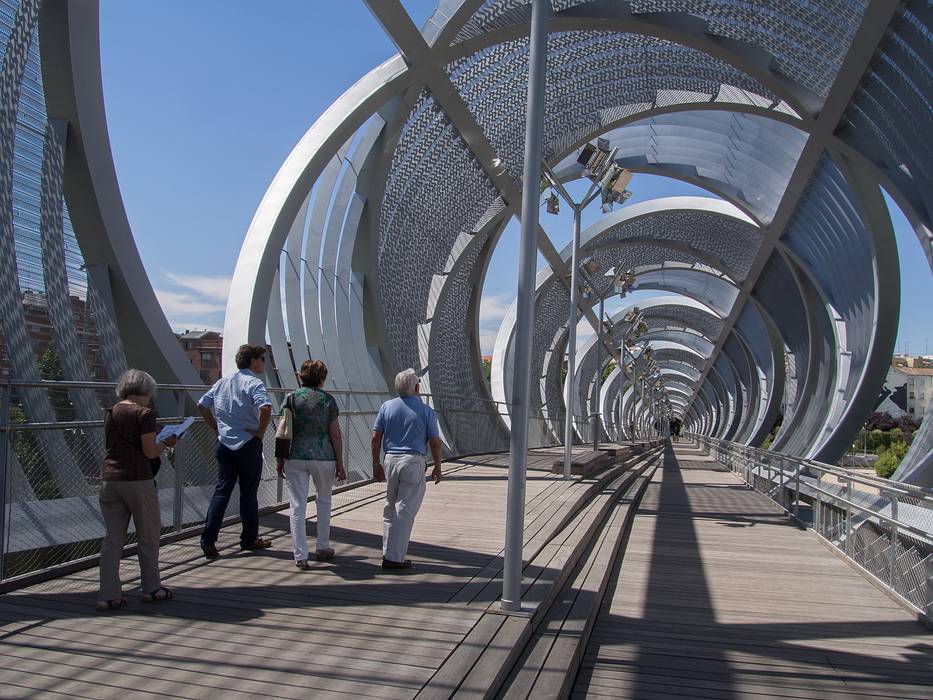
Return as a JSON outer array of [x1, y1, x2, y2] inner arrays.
[[0, 291, 104, 380], [178, 330, 222, 385], [876, 357, 933, 417]]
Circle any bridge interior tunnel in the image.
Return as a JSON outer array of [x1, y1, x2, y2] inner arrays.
[[218, 0, 929, 483], [2, 0, 928, 495]]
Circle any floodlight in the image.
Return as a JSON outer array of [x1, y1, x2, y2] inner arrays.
[[545, 191, 560, 215], [577, 143, 596, 167], [613, 270, 636, 294]]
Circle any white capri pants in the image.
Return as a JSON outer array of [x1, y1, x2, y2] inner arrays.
[[284, 459, 335, 561], [383, 453, 427, 563]]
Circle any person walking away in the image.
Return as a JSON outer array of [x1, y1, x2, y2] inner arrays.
[[97, 369, 177, 611], [276, 359, 346, 569], [371, 368, 442, 570], [198, 344, 273, 558]]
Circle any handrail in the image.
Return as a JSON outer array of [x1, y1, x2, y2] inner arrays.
[[0, 378, 510, 406], [0, 380, 588, 429], [695, 434, 933, 503]]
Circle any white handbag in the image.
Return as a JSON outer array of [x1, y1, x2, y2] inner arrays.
[[274, 396, 293, 458]]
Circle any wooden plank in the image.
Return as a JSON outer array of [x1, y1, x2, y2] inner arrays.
[[573, 445, 933, 699], [455, 616, 530, 698], [415, 614, 505, 699]]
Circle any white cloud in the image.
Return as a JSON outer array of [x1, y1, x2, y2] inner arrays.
[[479, 293, 513, 325], [163, 272, 232, 302], [479, 328, 500, 356], [478, 294, 514, 355], [154, 288, 227, 317]]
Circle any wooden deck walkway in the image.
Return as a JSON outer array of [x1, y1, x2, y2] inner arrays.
[[573, 443, 933, 700], [0, 448, 586, 699], [0, 443, 929, 698]]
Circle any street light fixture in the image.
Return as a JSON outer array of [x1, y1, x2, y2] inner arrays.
[[549, 139, 636, 479]]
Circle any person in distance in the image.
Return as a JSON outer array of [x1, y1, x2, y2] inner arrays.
[[371, 368, 442, 570]]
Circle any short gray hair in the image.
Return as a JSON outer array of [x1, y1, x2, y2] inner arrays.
[[116, 369, 157, 399], [394, 368, 420, 397]]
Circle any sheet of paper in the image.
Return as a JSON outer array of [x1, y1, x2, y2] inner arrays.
[[157, 416, 195, 443]]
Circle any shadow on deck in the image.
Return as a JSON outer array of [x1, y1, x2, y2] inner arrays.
[[0, 443, 929, 699]]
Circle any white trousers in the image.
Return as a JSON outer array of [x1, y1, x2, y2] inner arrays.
[[383, 453, 427, 563], [284, 459, 335, 561]]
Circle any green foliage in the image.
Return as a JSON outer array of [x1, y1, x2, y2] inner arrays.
[[38, 342, 75, 420], [865, 428, 904, 455], [603, 360, 617, 381], [875, 441, 909, 479], [482, 359, 491, 386], [758, 413, 781, 451]]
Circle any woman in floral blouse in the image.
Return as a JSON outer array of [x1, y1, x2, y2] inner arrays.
[[276, 360, 346, 569]]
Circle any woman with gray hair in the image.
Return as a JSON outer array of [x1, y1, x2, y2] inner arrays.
[[371, 368, 442, 569], [96, 369, 177, 611]]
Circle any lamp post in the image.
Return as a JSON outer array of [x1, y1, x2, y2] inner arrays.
[[591, 293, 605, 450], [589, 267, 636, 451], [501, 0, 549, 615], [543, 147, 628, 479]]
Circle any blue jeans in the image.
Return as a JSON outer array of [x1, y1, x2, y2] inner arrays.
[[201, 438, 263, 547]]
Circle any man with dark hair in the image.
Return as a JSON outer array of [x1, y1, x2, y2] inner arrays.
[[198, 344, 273, 558]]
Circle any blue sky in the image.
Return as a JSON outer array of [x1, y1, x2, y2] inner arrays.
[[99, 1, 932, 356]]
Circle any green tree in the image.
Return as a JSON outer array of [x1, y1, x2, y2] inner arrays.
[[38, 341, 74, 420], [875, 441, 909, 478]]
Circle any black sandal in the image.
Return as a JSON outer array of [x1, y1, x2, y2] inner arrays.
[[142, 586, 173, 603], [95, 597, 127, 612]]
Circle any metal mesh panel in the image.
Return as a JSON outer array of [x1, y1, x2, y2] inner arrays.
[[0, 381, 595, 583], [377, 91, 499, 375], [454, 1, 866, 98], [839, 2, 932, 263], [447, 30, 779, 182]]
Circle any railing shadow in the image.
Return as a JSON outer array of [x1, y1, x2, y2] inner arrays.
[[579, 443, 933, 697]]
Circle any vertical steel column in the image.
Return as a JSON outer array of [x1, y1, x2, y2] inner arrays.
[[502, 0, 549, 614], [794, 461, 801, 519], [343, 413, 350, 481], [591, 295, 604, 450], [845, 476, 853, 557], [172, 392, 184, 532], [562, 206, 582, 479], [888, 493, 898, 590], [815, 472, 823, 535], [0, 385, 9, 581]]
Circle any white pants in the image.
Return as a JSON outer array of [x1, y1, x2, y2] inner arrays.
[[383, 453, 427, 563], [284, 459, 335, 561]]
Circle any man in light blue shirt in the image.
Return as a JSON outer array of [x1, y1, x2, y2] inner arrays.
[[372, 369, 442, 569], [198, 344, 272, 558]]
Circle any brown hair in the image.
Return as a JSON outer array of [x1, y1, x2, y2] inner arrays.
[[299, 359, 328, 387], [235, 344, 267, 370]]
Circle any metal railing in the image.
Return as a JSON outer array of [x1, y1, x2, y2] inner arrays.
[[0, 379, 590, 587], [693, 435, 933, 619]]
